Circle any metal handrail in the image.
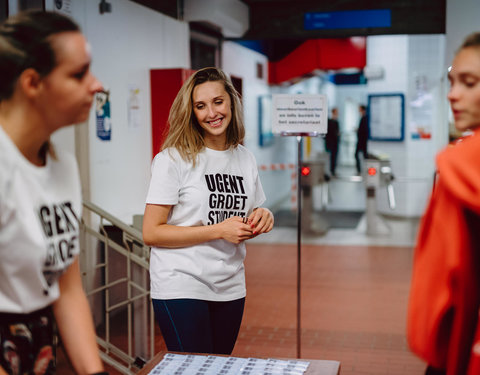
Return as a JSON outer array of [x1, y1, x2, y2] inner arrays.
[[83, 201, 143, 242], [79, 200, 155, 374]]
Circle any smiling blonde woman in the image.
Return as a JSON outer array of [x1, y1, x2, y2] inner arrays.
[[143, 67, 274, 354]]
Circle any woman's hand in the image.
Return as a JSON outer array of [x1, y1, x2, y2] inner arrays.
[[142, 204, 274, 247], [217, 216, 254, 244], [247, 208, 274, 237]]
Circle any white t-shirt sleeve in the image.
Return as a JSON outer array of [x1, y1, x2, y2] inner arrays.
[[0, 172, 4, 230], [253, 172, 266, 209], [250, 152, 266, 209], [146, 150, 181, 205]]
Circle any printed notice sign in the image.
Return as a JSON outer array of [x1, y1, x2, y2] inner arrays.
[[272, 94, 327, 135]]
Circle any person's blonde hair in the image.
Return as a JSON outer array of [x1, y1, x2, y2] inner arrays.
[[161, 67, 245, 165]]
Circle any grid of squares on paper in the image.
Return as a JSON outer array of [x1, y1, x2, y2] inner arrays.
[[149, 353, 310, 375]]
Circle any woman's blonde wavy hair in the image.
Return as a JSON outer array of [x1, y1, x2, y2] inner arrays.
[[161, 67, 245, 165]]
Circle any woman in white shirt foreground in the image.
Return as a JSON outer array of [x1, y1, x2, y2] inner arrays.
[[0, 10, 105, 375]]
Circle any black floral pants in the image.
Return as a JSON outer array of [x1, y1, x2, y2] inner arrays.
[[0, 306, 55, 375]]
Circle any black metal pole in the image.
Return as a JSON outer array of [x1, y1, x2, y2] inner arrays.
[[296, 135, 302, 359], [281, 131, 320, 359]]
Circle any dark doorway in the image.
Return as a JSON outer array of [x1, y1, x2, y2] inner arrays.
[[190, 39, 217, 70], [230, 75, 243, 101]]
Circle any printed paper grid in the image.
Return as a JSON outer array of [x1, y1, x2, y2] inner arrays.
[[149, 353, 310, 375]]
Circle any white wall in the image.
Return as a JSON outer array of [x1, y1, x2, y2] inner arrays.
[[366, 35, 409, 192], [66, 0, 189, 223], [403, 35, 446, 216], [445, 0, 480, 68]]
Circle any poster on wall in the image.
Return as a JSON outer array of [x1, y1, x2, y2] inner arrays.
[[127, 84, 141, 131], [272, 94, 327, 135], [409, 75, 433, 139], [368, 93, 405, 141], [96, 91, 112, 141]]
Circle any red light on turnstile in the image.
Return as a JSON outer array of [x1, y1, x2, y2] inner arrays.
[[367, 167, 377, 176], [301, 167, 311, 176]]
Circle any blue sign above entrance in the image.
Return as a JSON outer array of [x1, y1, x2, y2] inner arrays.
[[304, 9, 391, 30]]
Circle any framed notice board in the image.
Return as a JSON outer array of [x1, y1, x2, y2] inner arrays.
[[368, 93, 405, 141]]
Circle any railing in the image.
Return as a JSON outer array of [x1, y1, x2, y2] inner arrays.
[[79, 201, 155, 374]]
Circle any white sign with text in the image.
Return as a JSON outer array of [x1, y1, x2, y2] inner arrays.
[[272, 94, 327, 135]]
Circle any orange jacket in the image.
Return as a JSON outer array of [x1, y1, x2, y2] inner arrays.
[[408, 130, 480, 374]]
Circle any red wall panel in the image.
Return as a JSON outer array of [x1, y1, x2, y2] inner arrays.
[[150, 68, 194, 158]]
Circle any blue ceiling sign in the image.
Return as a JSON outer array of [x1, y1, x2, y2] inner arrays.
[[304, 9, 391, 30]]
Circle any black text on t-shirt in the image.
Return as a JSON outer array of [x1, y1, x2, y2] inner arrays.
[[205, 173, 248, 225], [37, 201, 79, 287]]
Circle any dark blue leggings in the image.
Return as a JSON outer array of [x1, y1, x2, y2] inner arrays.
[[152, 298, 245, 355]]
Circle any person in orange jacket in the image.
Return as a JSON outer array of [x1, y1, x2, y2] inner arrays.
[[408, 32, 480, 375]]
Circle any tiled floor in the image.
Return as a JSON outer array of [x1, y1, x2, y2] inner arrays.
[[57, 240, 427, 374], [233, 242, 426, 374]]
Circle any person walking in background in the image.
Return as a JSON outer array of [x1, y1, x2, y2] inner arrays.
[[355, 104, 369, 174], [408, 32, 480, 375], [0, 10, 106, 375], [325, 107, 340, 176], [142, 67, 274, 355]]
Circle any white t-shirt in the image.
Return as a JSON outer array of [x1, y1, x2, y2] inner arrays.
[[146, 145, 266, 301], [0, 126, 82, 314]]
